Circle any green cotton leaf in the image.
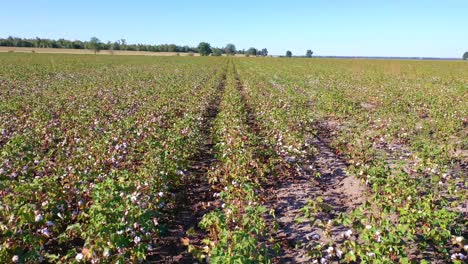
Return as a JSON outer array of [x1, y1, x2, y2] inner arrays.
[[398, 257, 410, 264], [43, 253, 60, 262], [397, 224, 408, 234]]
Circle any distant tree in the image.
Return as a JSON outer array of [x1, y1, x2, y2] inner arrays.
[[168, 44, 177, 52], [463, 52, 468, 60], [306, 50, 313, 58], [72, 40, 85, 49], [111, 41, 121, 50], [126, 44, 136, 51], [261, 48, 268, 56], [198, 42, 212, 56], [224, 43, 236, 55], [212, 48, 223, 56], [286, 50, 292, 57], [120, 39, 127, 50], [86, 37, 102, 54], [103, 41, 112, 50], [246, 47, 257, 56]]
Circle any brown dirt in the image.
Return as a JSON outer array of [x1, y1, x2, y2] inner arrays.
[[232, 68, 367, 262], [268, 135, 367, 263], [317, 118, 467, 261]]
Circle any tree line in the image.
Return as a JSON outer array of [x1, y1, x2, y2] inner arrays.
[[0, 36, 199, 53], [283, 50, 313, 58], [197, 42, 269, 57], [4, 36, 463, 59], [0, 36, 271, 56], [1, 36, 319, 58]]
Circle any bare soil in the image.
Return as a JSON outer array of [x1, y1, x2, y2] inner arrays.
[[268, 135, 366, 263]]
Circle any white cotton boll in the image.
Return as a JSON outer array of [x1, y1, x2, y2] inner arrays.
[[336, 249, 343, 258], [40, 227, 51, 237], [342, 229, 353, 239], [75, 253, 84, 261], [312, 233, 320, 240], [451, 253, 466, 260], [12, 255, 19, 263], [134, 236, 141, 244], [35, 214, 44, 222]]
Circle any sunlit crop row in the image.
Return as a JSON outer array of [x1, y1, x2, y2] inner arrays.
[[1, 54, 466, 263], [0, 54, 225, 263], [192, 61, 272, 263], [235, 58, 467, 263]]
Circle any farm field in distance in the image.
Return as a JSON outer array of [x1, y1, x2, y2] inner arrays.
[[0, 53, 466, 263]]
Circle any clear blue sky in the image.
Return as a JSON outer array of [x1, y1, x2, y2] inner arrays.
[[2, 0, 467, 57]]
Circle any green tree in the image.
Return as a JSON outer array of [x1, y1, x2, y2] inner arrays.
[[212, 48, 223, 56], [111, 41, 121, 50], [224, 43, 236, 55], [246, 47, 257, 56], [86, 37, 102, 54], [286, 50, 292, 57], [306, 50, 313, 58], [168, 44, 177, 52], [198, 42, 212, 56], [261, 48, 268, 56], [463, 52, 468, 60], [120, 39, 127, 50]]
